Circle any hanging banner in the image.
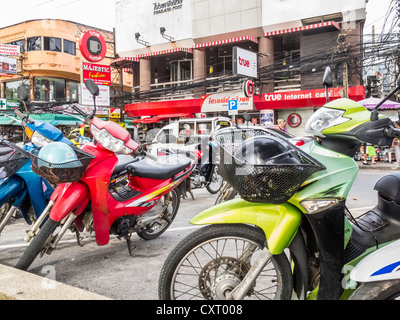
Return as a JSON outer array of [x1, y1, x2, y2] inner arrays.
[[0, 44, 20, 56]]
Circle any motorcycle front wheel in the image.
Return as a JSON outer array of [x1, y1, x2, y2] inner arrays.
[[137, 189, 180, 240], [15, 217, 60, 271], [350, 280, 400, 300], [158, 224, 293, 300]]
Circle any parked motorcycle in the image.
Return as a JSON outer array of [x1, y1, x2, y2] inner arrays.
[[158, 138, 223, 200], [0, 87, 72, 235], [15, 79, 195, 271], [158, 68, 400, 300], [349, 237, 400, 300]]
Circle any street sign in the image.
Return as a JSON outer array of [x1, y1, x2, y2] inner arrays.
[[0, 99, 19, 110], [228, 99, 238, 115]]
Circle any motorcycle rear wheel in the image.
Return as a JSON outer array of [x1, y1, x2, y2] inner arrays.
[[158, 224, 293, 300], [206, 166, 223, 194], [137, 189, 180, 240], [350, 280, 400, 300], [15, 218, 59, 271]]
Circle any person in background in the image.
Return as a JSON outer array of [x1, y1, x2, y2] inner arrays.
[[362, 143, 377, 165], [391, 121, 400, 165], [275, 119, 288, 132]]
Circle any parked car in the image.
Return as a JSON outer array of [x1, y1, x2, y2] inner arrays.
[[147, 117, 234, 156]]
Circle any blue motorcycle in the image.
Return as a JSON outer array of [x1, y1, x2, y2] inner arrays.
[[0, 89, 73, 235]]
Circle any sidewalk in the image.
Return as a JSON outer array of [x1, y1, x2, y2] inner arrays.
[[0, 264, 110, 300], [357, 160, 400, 170]]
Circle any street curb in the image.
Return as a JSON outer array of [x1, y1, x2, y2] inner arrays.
[[0, 264, 111, 300], [358, 163, 400, 170]]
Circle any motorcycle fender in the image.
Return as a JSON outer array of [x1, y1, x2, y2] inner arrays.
[[49, 182, 90, 222], [0, 176, 27, 207], [350, 239, 400, 283], [191, 198, 302, 255]]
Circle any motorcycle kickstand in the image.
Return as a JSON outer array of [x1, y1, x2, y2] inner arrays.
[[125, 234, 136, 257], [75, 229, 84, 247]]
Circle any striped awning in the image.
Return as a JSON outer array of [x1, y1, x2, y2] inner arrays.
[[193, 36, 259, 49], [263, 21, 340, 37], [110, 57, 140, 67], [136, 47, 193, 59]]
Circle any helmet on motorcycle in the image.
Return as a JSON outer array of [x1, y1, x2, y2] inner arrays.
[[37, 142, 82, 169], [234, 135, 301, 166]]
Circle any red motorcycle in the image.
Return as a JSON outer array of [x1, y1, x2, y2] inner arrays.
[[16, 80, 194, 271]]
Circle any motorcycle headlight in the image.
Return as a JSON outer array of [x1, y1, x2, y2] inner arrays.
[[31, 131, 53, 147], [90, 124, 133, 154], [300, 198, 339, 214], [305, 107, 350, 137]]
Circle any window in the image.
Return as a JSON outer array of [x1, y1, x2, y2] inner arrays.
[[33, 77, 66, 102], [64, 39, 76, 55], [44, 37, 62, 52], [5, 81, 29, 100], [68, 81, 79, 102], [27, 37, 41, 51]]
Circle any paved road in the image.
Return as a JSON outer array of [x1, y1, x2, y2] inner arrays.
[[0, 169, 393, 300]]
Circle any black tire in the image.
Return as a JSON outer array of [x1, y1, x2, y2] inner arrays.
[[15, 218, 59, 271], [206, 166, 223, 194], [158, 224, 293, 300], [137, 189, 180, 240], [350, 280, 400, 300]]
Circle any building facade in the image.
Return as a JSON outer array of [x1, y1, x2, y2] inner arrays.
[[115, 0, 367, 135], [0, 19, 133, 140]]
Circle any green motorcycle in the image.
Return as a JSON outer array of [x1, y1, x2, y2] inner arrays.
[[158, 69, 400, 300]]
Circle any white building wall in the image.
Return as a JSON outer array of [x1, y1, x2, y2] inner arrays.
[[115, 0, 366, 57]]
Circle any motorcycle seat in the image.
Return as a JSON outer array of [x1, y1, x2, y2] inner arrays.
[[0, 147, 12, 157], [112, 154, 138, 176], [126, 154, 191, 179]]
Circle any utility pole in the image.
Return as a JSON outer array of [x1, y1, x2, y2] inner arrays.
[[337, 30, 349, 98]]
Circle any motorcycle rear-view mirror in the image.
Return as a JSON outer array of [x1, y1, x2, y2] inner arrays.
[[243, 112, 251, 122], [85, 79, 99, 96], [323, 67, 333, 88], [17, 86, 28, 101], [322, 67, 332, 103]]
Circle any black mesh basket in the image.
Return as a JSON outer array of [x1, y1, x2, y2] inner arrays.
[[0, 141, 30, 179], [213, 128, 325, 204], [30, 145, 95, 184]]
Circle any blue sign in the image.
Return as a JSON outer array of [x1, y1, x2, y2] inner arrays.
[[228, 100, 238, 111]]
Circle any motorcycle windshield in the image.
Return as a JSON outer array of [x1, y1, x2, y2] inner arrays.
[[32, 122, 65, 142]]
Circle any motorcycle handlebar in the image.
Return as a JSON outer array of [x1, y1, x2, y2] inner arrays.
[[72, 105, 89, 121], [134, 146, 158, 161], [14, 109, 34, 124], [385, 126, 400, 138]]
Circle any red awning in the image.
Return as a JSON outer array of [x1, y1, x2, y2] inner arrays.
[[263, 21, 340, 37], [254, 86, 365, 110], [193, 36, 258, 49], [125, 99, 201, 117], [131, 113, 194, 124]]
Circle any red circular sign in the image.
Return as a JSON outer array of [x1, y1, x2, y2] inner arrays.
[[244, 80, 254, 98], [287, 113, 302, 128], [79, 30, 107, 62]]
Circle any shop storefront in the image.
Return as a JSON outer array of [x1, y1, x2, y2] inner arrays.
[[254, 85, 366, 136]]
